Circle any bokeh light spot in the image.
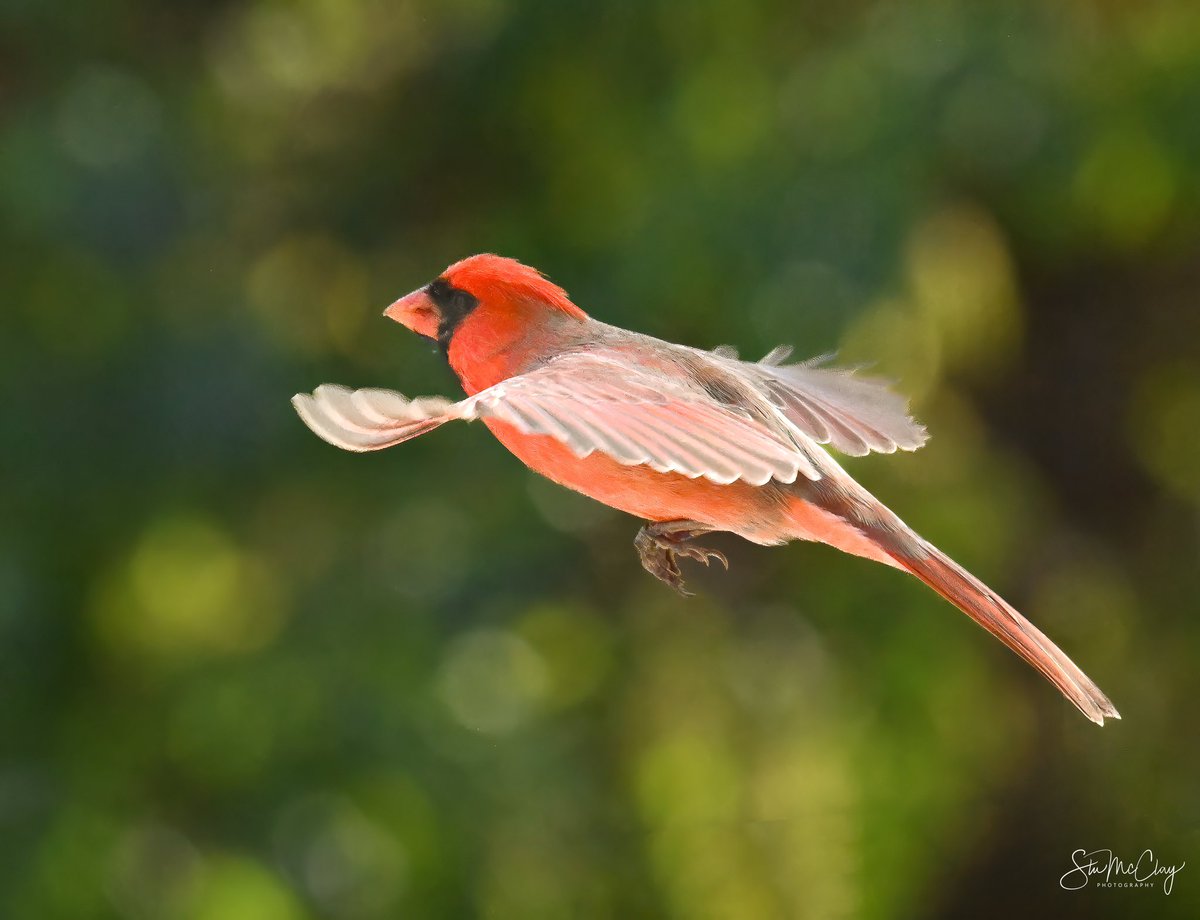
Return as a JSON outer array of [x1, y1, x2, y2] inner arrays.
[[247, 234, 368, 356], [106, 824, 203, 918], [525, 476, 614, 534], [56, 67, 160, 169], [370, 500, 475, 603], [1129, 363, 1200, 502], [840, 296, 943, 402], [636, 733, 741, 826], [92, 513, 285, 665], [1074, 128, 1177, 250], [781, 55, 881, 159], [905, 204, 1022, 376], [517, 603, 614, 708], [436, 629, 549, 734], [185, 855, 306, 920], [674, 59, 773, 166], [275, 794, 407, 919]]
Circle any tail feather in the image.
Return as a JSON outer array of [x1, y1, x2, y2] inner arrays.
[[794, 467, 1119, 725], [888, 538, 1120, 725]]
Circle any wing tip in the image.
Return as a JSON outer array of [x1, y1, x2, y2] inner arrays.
[[897, 424, 931, 452], [291, 389, 374, 452]]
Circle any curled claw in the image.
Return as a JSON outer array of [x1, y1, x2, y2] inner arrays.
[[635, 520, 728, 595], [677, 545, 729, 570], [663, 556, 695, 597]]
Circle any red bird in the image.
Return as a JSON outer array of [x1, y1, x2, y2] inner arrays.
[[293, 254, 1119, 725]]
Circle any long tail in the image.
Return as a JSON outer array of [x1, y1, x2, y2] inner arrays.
[[792, 482, 1120, 725], [886, 537, 1120, 725]]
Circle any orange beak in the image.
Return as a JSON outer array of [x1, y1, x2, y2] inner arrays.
[[383, 286, 439, 340]]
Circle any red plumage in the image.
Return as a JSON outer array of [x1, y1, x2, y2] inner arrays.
[[294, 254, 1119, 726]]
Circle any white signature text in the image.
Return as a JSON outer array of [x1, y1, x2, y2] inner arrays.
[[1060, 848, 1184, 895]]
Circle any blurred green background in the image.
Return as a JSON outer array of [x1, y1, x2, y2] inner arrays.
[[3, 0, 1199, 917]]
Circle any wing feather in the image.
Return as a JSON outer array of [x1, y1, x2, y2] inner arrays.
[[291, 386, 454, 453], [294, 352, 823, 484], [736, 352, 929, 456]]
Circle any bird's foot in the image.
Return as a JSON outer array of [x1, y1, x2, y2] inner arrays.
[[634, 520, 728, 596]]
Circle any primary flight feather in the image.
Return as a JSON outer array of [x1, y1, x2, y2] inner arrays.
[[293, 253, 1119, 726]]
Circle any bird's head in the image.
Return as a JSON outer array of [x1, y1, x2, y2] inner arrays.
[[384, 254, 587, 352]]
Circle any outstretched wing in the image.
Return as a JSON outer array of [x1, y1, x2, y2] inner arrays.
[[734, 348, 929, 457], [292, 386, 458, 452], [293, 352, 823, 485]]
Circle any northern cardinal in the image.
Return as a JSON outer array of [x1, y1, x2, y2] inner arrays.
[[293, 254, 1118, 725]]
